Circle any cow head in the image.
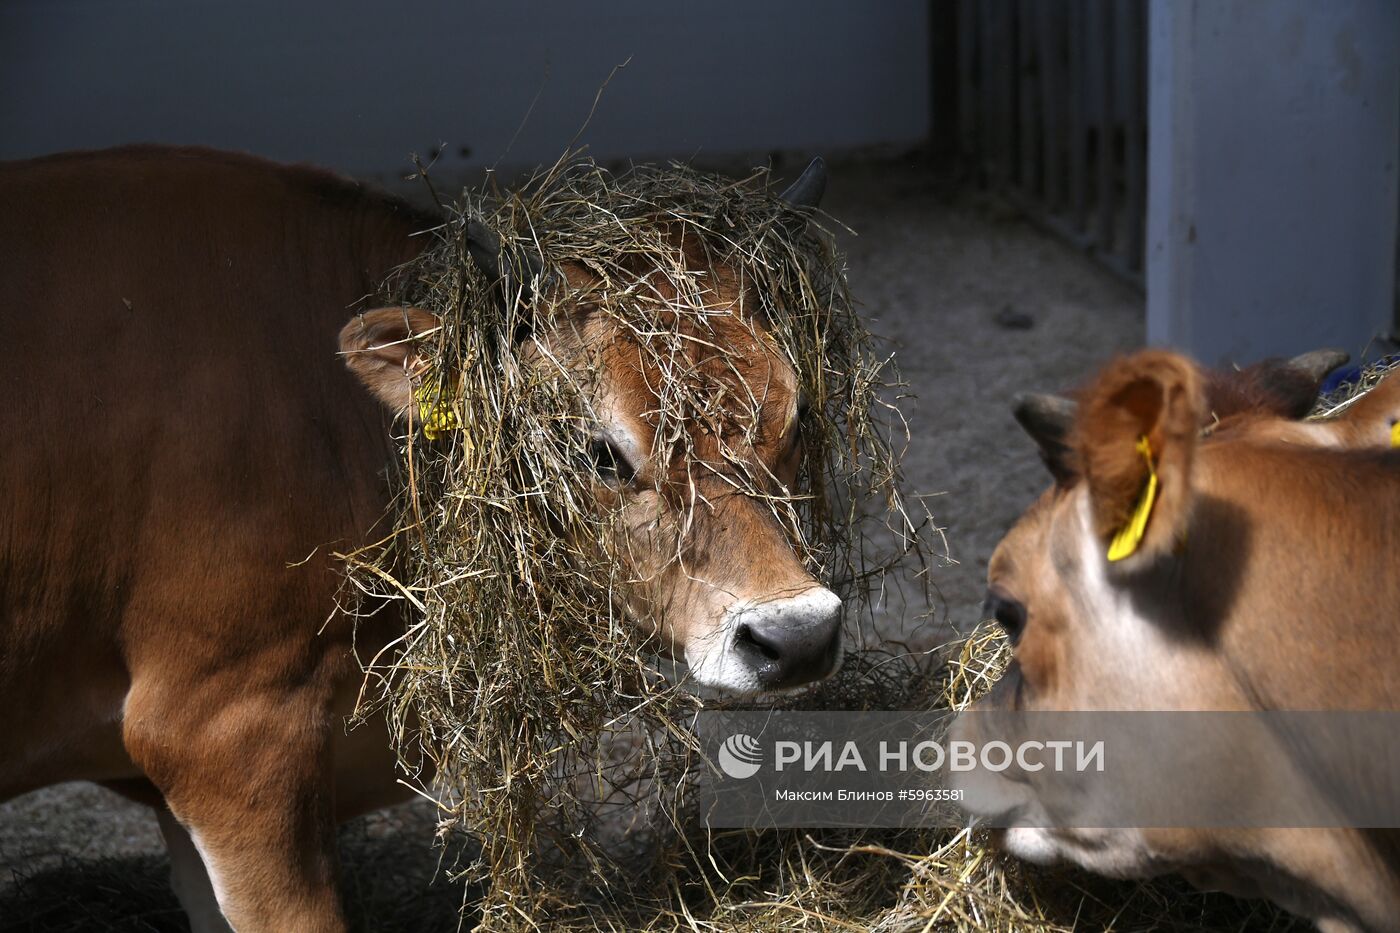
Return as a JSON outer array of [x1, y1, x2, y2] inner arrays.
[[956, 349, 1400, 928], [337, 160, 843, 696], [979, 350, 1213, 716]]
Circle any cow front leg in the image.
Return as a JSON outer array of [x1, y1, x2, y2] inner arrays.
[[156, 805, 235, 933], [123, 685, 348, 933]]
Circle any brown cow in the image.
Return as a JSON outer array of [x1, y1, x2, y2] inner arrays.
[[958, 350, 1400, 932], [0, 146, 840, 931], [1232, 364, 1400, 451]]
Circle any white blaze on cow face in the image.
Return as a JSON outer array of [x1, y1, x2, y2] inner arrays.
[[966, 355, 1245, 870], [967, 487, 1230, 879], [339, 278, 844, 697]]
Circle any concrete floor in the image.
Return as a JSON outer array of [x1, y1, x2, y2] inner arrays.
[[0, 158, 1143, 929]]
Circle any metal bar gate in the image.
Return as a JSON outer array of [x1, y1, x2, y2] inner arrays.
[[955, 0, 1148, 287]]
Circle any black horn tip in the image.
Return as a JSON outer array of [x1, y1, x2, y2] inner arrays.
[[1013, 392, 1079, 482], [1288, 348, 1350, 382], [1012, 393, 1078, 433], [465, 219, 503, 280], [778, 156, 827, 210], [465, 218, 501, 252]]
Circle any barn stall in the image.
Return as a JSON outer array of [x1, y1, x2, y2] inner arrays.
[[1, 1, 1396, 930]]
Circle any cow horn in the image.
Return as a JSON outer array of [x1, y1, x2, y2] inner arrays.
[[466, 218, 545, 343], [466, 219, 544, 286], [778, 157, 827, 210], [1287, 348, 1350, 382], [465, 219, 505, 282], [1013, 393, 1079, 482]]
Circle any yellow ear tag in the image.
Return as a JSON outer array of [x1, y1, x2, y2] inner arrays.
[[413, 379, 461, 441], [1390, 421, 1399, 449], [1106, 436, 1158, 562]]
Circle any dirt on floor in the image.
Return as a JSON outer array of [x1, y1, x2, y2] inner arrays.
[[0, 157, 1143, 931]]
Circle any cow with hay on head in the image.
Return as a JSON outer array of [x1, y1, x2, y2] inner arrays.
[[338, 155, 930, 921], [0, 147, 924, 932], [342, 157, 860, 700]]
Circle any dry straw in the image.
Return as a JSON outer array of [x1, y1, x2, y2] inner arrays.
[[1310, 357, 1400, 421], [339, 157, 1321, 931], [339, 156, 936, 928]]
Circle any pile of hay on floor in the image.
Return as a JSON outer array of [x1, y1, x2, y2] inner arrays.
[[524, 622, 1301, 932], [339, 157, 937, 927]]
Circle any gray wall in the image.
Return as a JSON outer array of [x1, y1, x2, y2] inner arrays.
[[1, 0, 930, 177], [1147, 0, 1399, 364]]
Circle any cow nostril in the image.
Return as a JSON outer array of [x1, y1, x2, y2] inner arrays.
[[729, 592, 844, 690], [734, 622, 782, 662]]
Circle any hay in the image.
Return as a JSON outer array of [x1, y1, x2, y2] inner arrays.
[[339, 155, 1313, 931], [0, 634, 1302, 931], [340, 156, 936, 928], [492, 622, 1302, 932], [1309, 356, 1400, 421]]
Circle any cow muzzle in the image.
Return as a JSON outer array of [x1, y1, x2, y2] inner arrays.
[[687, 587, 843, 694], [732, 588, 844, 689]]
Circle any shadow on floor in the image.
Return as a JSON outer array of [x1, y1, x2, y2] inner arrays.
[[0, 826, 480, 933]]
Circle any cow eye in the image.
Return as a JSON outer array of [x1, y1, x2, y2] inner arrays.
[[788, 397, 810, 452], [787, 416, 803, 454], [985, 591, 1027, 644], [588, 437, 636, 485]]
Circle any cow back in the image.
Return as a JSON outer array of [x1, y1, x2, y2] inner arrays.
[[0, 146, 435, 794]]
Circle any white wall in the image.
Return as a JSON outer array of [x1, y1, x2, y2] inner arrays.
[[1, 0, 930, 177], [1147, 0, 1399, 364]]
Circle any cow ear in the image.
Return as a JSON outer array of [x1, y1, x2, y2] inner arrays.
[[338, 307, 441, 412], [1075, 351, 1204, 567]]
